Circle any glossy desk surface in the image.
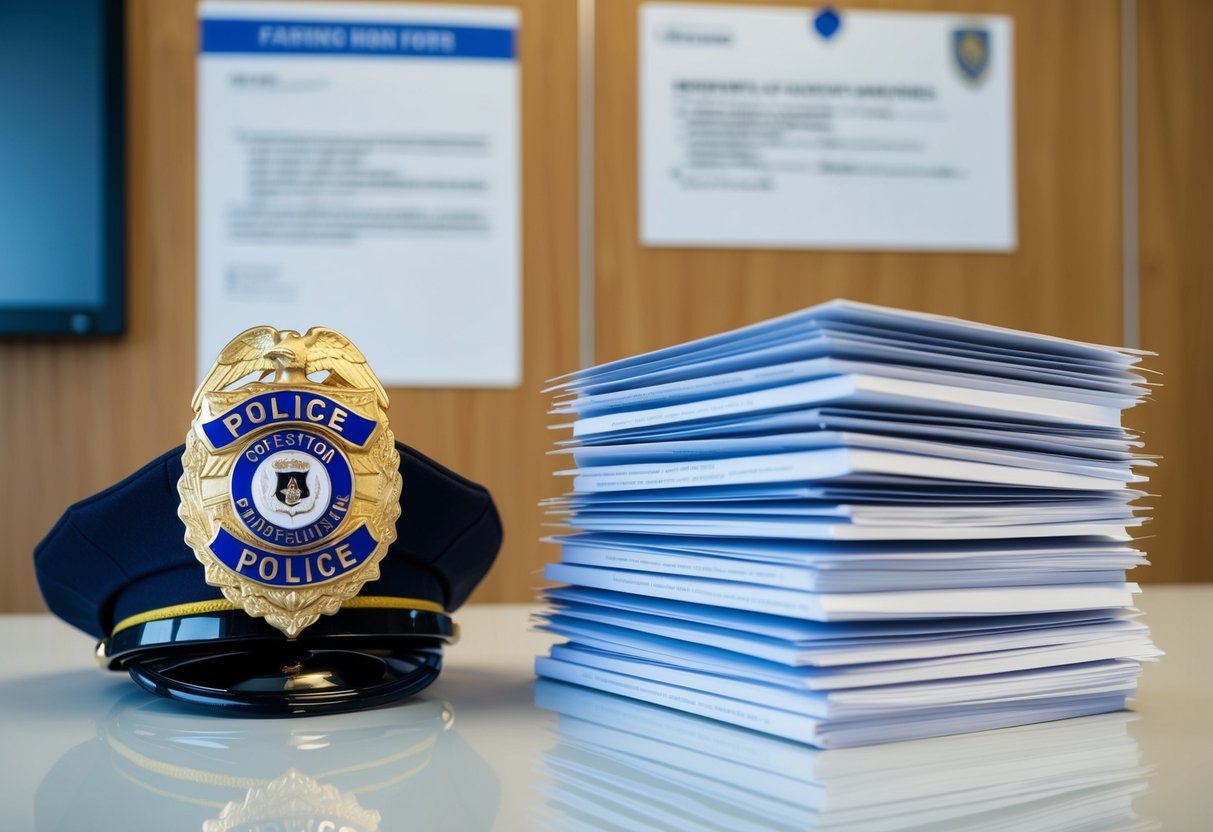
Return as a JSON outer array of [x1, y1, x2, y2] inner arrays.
[[2, 586, 1210, 830]]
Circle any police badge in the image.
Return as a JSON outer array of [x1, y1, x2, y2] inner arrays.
[[179, 326, 402, 638]]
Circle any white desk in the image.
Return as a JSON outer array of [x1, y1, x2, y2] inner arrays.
[[2, 586, 1210, 830]]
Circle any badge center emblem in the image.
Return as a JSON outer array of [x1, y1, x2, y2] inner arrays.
[[231, 430, 354, 548]]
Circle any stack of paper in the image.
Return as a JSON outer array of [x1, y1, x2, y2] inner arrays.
[[535, 300, 1160, 748], [535, 679, 1154, 831]]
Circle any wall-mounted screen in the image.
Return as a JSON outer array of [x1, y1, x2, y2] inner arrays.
[[0, 0, 124, 335]]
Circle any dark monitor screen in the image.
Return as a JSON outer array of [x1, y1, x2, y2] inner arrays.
[[0, 0, 124, 335]]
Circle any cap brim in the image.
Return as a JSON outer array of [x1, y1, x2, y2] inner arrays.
[[125, 644, 444, 715], [106, 608, 456, 716]]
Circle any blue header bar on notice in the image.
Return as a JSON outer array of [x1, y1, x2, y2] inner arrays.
[[200, 18, 516, 59]]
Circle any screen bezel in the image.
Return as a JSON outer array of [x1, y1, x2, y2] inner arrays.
[[0, 0, 125, 336]]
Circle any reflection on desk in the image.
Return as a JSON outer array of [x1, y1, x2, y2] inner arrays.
[[35, 693, 497, 832], [3, 593, 1211, 829], [536, 679, 1154, 831]]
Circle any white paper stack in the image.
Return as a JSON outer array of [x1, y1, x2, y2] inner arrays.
[[535, 300, 1160, 748], [535, 679, 1155, 831]]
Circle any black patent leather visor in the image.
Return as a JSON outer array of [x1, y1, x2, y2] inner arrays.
[[103, 608, 457, 716]]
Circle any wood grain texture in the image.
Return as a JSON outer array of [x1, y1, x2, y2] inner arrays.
[[594, 2, 1204, 581], [0, 0, 578, 612], [1135, 0, 1213, 582], [5, 0, 1210, 613], [595, 0, 1125, 367]]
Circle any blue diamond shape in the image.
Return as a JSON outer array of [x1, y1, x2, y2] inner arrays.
[[814, 7, 841, 40]]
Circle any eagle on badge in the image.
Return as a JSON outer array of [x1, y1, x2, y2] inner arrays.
[[192, 326, 389, 409], [179, 326, 402, 638]]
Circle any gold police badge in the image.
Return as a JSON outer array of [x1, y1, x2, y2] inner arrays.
[[179, 327, 402, 638]]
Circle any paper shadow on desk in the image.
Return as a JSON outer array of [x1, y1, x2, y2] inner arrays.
[[36, 692, 499, 832], [535, 679, 1155, 832]]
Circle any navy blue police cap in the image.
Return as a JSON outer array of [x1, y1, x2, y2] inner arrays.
[[34, 441, 501, 715]]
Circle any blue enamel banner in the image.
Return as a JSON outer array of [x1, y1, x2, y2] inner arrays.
[[209, 523, 379, 587], [202, 391, 377, 450], [200, 18, 516, 59]]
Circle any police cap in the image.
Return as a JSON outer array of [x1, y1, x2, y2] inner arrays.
[[35, 325, 501, 715], [35, 440, 500, 714]]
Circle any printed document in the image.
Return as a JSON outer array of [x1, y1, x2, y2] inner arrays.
[[198, 2, 521, 386], [640, 4, 1015, 250]]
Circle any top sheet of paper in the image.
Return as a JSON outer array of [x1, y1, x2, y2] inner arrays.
[[551, 300, 1147, 391]]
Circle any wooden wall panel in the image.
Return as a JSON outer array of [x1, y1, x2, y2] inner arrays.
[[0, 0, 578, 612], [595, 0, 1125, 364], [595, 2, 1194, 576], [3, 0, 1210, 610], [1136, 0, 1213, 583], [596, 0, 1213, 584]]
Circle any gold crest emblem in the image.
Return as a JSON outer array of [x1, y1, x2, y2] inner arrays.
[[179, 327, 402, 638]]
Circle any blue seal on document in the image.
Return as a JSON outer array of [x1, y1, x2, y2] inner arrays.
[[812, 7, 841, 40], [953, 26, 991, 84]]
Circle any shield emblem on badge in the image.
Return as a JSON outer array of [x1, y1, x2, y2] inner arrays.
[[275, 471, 310, 507], [953, 27, 990, 83]]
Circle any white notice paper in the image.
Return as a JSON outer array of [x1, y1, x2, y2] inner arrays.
[[640, 4, 1015, 251], [198, 2, 520, 386]]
